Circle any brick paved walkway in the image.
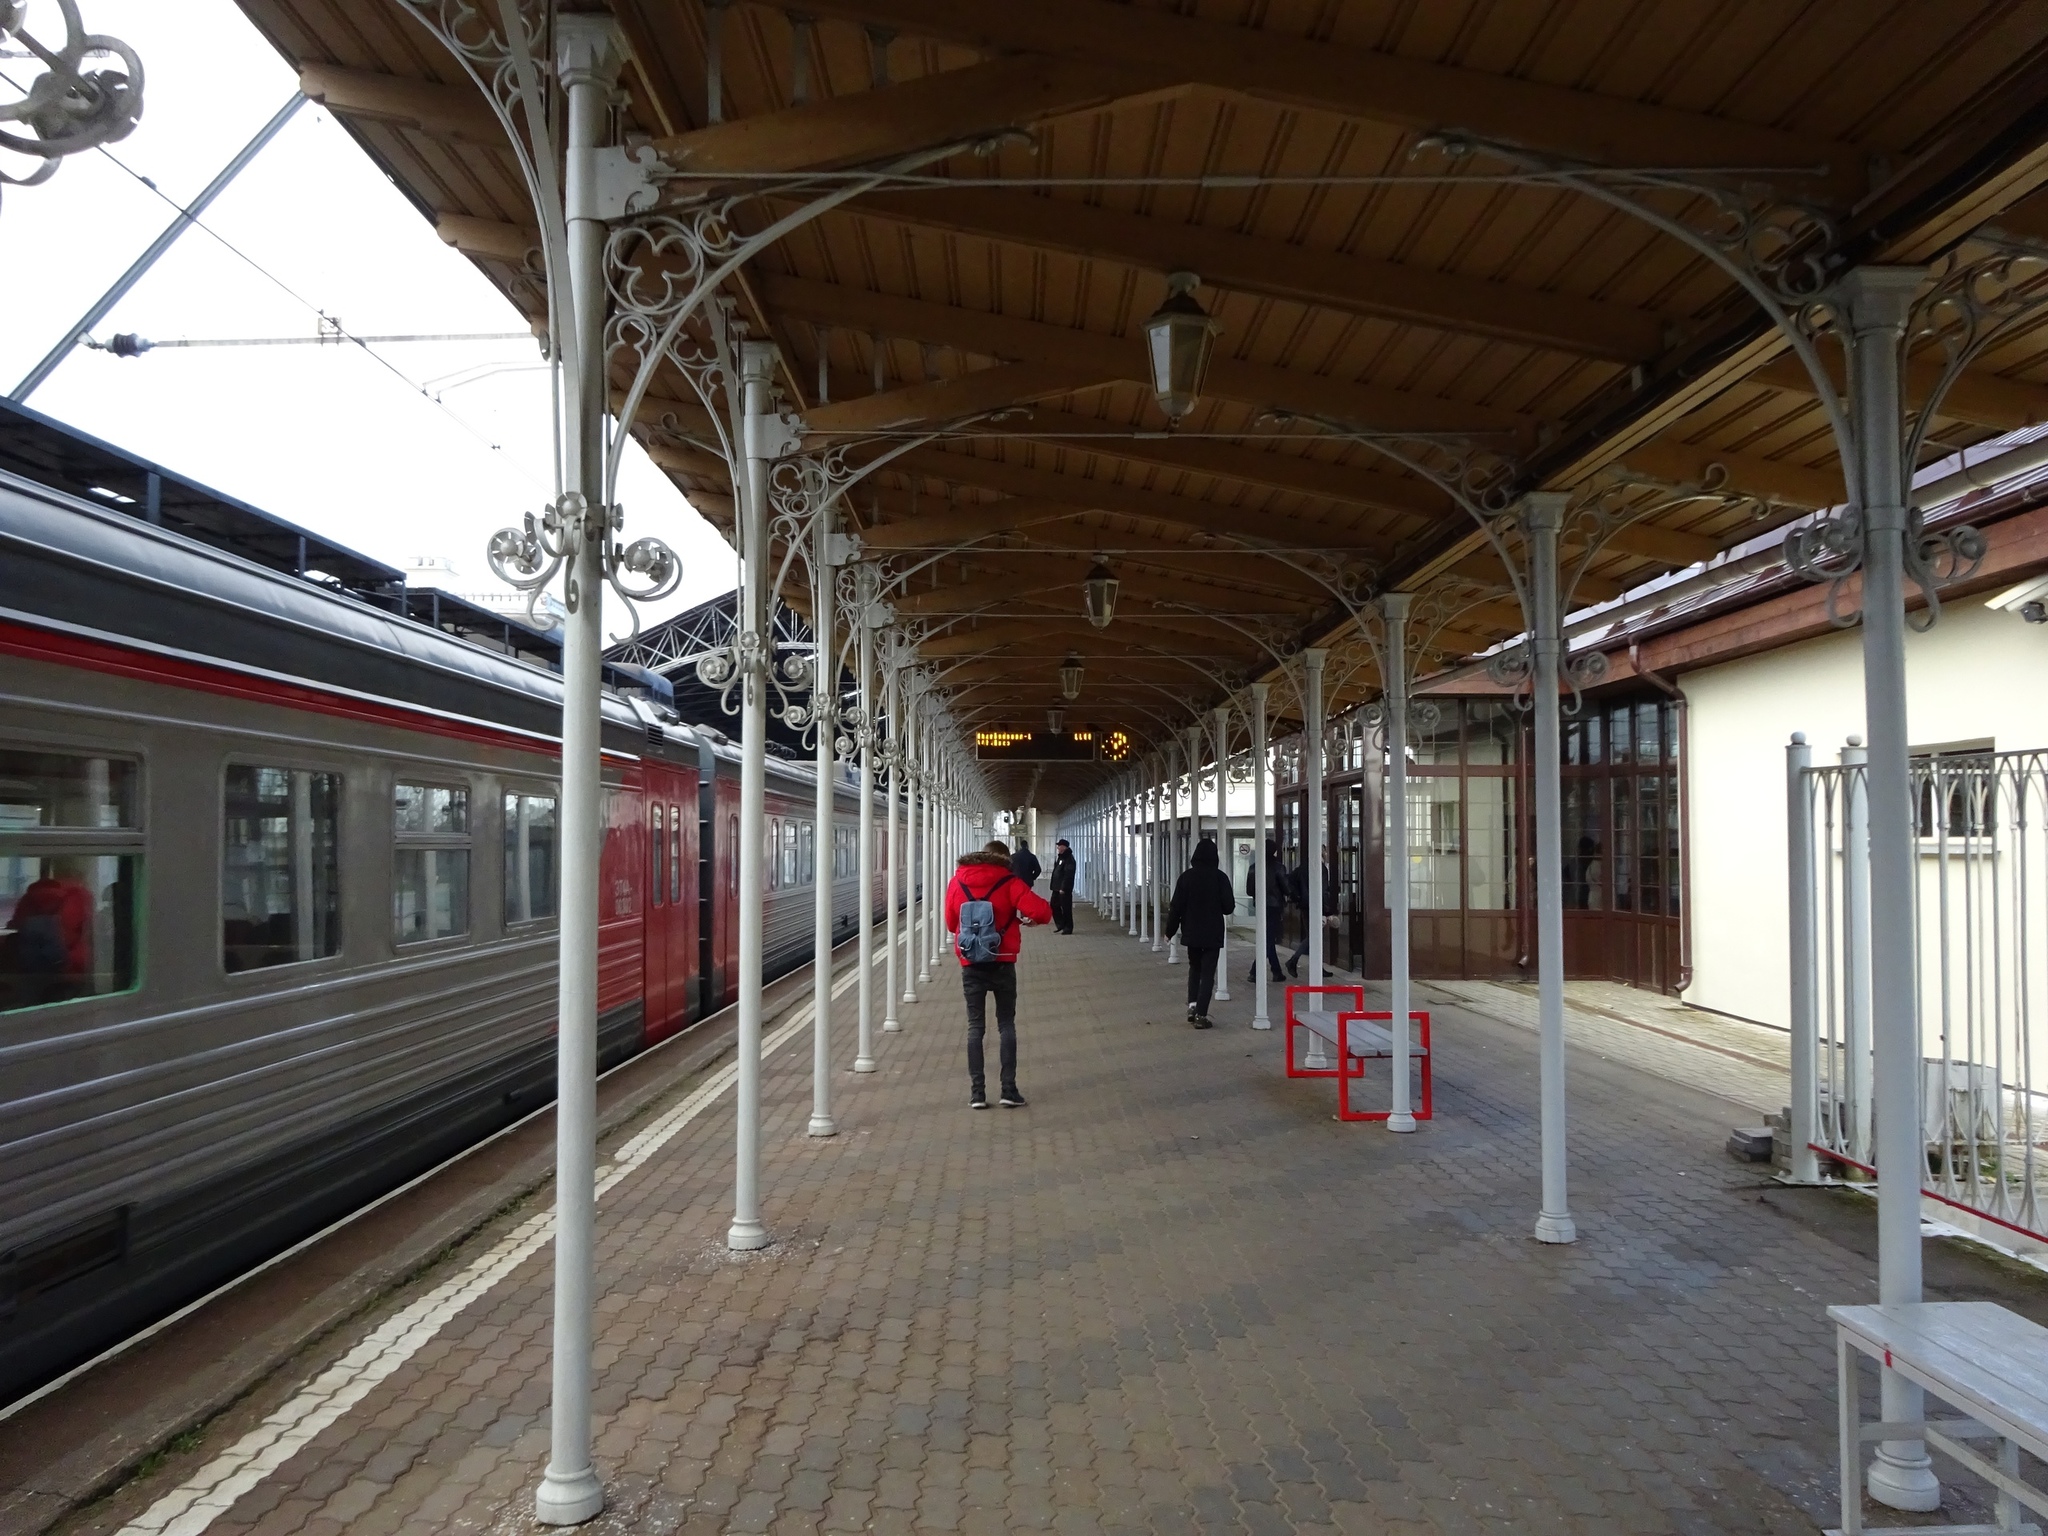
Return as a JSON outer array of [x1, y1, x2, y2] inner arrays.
[[70, 907, 2019, 1535]]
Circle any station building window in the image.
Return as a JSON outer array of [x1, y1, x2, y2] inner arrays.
[[394, 782, 470, 943], [222, 764, 340, 975], [1, 748, 143, 1007], [504, 791, 558, 925]]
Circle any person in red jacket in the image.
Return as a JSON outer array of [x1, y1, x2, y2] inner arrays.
[[945, 839, 1054, 1109]]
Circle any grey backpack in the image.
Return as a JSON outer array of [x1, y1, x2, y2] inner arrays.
[[956, 878, 1018, 963]]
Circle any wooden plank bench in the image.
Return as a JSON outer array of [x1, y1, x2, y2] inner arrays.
[[1283, 984, 1432, 1123], [1829, 1301, 2048, 1534]]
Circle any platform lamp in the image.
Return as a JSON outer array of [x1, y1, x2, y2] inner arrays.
[[1059, 652, 1084, 700], [1142, 271, 1221, 423], [1082, 562, 1119, 629], [1048, 706, 1066, 734]]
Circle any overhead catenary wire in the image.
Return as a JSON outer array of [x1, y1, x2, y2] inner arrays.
[[21, 91, 542, 477]]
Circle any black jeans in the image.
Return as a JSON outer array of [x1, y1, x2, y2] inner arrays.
[[1050, 888, 1073, 931], [961, 962, 1018, 1092], [1185, 945, 1219, 1015], [1251, 923, 1285, 980]]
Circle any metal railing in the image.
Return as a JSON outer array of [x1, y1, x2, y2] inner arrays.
[[1789, 738, 2048, 1241]]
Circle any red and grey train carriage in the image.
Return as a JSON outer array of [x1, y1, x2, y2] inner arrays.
[[0, 404, 887, 1406]]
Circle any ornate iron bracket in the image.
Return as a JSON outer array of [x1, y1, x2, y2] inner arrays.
[[1, 0, 143, 206]]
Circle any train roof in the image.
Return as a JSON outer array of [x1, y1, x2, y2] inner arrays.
[[0, 402, 859, 792]]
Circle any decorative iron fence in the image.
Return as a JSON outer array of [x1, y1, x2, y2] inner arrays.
[[1788, 740, 2048, 1241]]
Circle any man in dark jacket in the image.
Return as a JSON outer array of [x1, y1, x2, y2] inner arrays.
[[945, 840, 1054, 1107], [1244, 838, 1290, 984], [1010, 837, 1043, 888], [1048, 838, 1076, 933], [1286, 850, 1339, 979], [1165, 837, 1236, 1027]]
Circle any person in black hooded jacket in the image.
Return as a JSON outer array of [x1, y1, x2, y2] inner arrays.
[[1165, 836, 1236, 1027]]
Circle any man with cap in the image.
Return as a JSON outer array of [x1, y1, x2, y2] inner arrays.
[[1048, 837, 1077, 934]]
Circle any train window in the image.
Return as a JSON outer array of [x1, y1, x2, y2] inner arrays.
[[766, 817, 780, 890], [781, 819, 800, 888], [650, 805, 665, 907], [222, 765, 340, 974], [394, 782, 470, 943], [2, 748, 143, 1010], [504, 793, 557, 924], [670, 804, 683, 906], [798, 820, 815, 886], [728, 815, 737, 896]]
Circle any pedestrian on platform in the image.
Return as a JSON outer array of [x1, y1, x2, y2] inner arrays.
[[1048, 838, 1076, 934], [1009, 836, 1043, 888], [1285, 849, 1338, 980], [946, 838, 1054, 1109], [1244, 837, 1291, 984], [1165, 836, 1236, 1028]]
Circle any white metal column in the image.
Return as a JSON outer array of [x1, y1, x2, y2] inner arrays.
[[808, 510, 839, 1140], [1383, 594, 1417, 1135], [1250, 684, 1272, 1031], [534, 17, 621, 1525], [1304, 649, 1327, 992], [1845, 265, 1942, 1514], [854, 584, 878, 1073], [1785, 733, 1821, 1183], [902, 700, 921, 1002], [727, 339, 778, 1255], [1525, 491, 1576, 1246], [1148, 768, 1163, 952], [1213, 706, 1232, 1004], [883, 656, 904, 1028]]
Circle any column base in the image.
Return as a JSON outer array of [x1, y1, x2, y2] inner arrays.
[[1533, 1211, 1577, 1245], [853, 1057, 877, 1073], [807, 1116, 838, 1137], [1386, 1113, 1417, 1134], [727, 1219, 771, 1251], [1250, 1016, 1272, 1030], [902, 989, 917, 1004], [1867, 1443, 1942, 1511], [882, 1019, 902, 1032], [536, 1466, 605, 1526]]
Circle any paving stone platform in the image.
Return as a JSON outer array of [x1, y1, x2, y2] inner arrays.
[[61, 908, 2045, 1535]]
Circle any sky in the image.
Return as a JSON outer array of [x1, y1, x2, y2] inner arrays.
[[0, 0, 737, 636]]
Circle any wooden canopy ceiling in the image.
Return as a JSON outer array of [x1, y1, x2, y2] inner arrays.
[[236, 0, 2048, 810]]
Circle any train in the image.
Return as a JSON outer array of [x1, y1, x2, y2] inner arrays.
[[0, 420, 894, 1406]]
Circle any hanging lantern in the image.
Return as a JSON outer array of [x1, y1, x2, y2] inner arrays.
[[1047, 706, 1066, 734], [1142, 271, 1221, 423], [1059, 652, 1084, 700], [1082, 562, 1119, 630]]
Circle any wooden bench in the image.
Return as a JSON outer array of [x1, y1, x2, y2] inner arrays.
[[1283, 984, 1432, 1123], [1829, 1301, 2048, 1534]]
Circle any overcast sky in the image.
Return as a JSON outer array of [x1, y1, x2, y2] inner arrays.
[[1, 0, 736, 633]]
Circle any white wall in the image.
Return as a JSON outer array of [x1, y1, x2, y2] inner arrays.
[[1683, 599, 2048, 1026]]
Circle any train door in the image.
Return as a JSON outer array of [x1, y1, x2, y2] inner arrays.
[[707, 769, 740, 1012], [641, 760, 698, 1044]]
